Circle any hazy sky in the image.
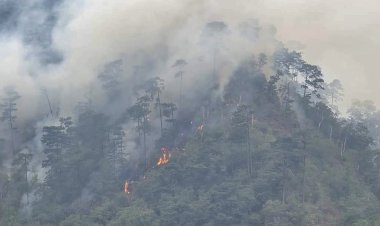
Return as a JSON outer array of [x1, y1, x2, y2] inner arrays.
[[62, 0, 380, 111], [0, 0, 379, 119], [254, 0, 380, 110]]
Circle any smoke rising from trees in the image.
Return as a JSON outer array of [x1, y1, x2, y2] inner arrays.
[[1, 0, 379, 121]]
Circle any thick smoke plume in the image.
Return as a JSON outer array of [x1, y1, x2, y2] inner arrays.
[[0, 0, 379, 183], [1, 0, 379, 122], [0, 0, 277, 123]]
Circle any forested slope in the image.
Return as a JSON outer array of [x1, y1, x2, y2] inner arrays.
[[1, 20, 380, 226]]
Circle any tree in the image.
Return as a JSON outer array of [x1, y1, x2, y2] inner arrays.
[[325, 79, 344, 112], [239, 19, 260, 42], [273, 48, 325, 103], [143, 77, 165, 135], [299, 63, 324, 100], [173, 59, 187, 107], [348, 100, 377, 123], [41, 88, 54, 117], [277, 77, 294, 113], [258, 53, 267, 69], [0, 87, 20, 153], [266, 72, 281, 101], [203, 21, 229, 38], [273, 48, 303, 80], [128, 95, 151, 170], [98, 59, 123, 99], [339, 120, 373, 158], [306, 102, 338, 139], [41, 117, 74, 196], [161, 102, 177, 125], [273, 137, 303, 204], [13, 151, 33, 204], [106, 126, 126, 180], [203, 21, 229, 78], [272, 49, 302, 110], [347, 100, 380, 147], [230, 105, 254, 176]]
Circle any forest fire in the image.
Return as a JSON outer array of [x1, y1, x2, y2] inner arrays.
[[197, 124, 204, 131], [157, 147, 171, 166], [124, 180, 130, 194]]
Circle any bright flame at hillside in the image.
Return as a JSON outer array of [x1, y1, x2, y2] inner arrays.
[[197, 124, 204, 131], [157, 147, 171, 166], [124, 180, 130, 194]]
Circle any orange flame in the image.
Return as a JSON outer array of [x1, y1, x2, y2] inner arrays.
[[197, 124, 204, 131], [157, 147, 171, 166], [124, 180, 130, 194]]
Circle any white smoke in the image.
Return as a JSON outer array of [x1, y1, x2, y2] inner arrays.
[[0, 0, 378, 180]]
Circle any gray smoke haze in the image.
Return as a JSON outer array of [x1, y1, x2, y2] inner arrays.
[[260, 0, 380, 110], [0, 0, 378, 124], [0, 0, 281, 178]]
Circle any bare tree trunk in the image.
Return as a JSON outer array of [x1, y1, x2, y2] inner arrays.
[[113, 141, 117, 179], [212, 48, 216, 77], [285, 82, 290, 112], [157, 92, 163, 135], [171, 107, 174, 122], [301, 139, 307, 204], [318, 111, 324, 130], [9, 103, 15, 155], [303, 87, 307, 98], [282, 143, 287, 204], [10, 127, 15, 155], [44, 91, 54, 117], [343, 137, 347, 154], [24, 156, 29, 205], [247, 124, 252, 176], [179, 73, 183, 108], [137, 118, 141, 142], [202, 107, 205, 124], [340, 137, 347, 160], [143, 117, 147, 170], [303, 76, 309, 98]]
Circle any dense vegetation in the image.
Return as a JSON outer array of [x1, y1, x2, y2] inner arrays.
[[1, 21, 380, 226]]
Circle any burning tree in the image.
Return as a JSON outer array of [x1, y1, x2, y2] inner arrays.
[[124, 180, 130, 194], [156, 147, 170, 166]]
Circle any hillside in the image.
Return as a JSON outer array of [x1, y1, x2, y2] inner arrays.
[[0, 15, 380, 226]]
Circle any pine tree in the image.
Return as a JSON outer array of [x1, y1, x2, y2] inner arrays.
[[0, 87, 20, 154], [173, 59, 187, 107]]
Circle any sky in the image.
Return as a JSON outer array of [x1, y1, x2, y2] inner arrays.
[[255, 0, 380, 110]]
